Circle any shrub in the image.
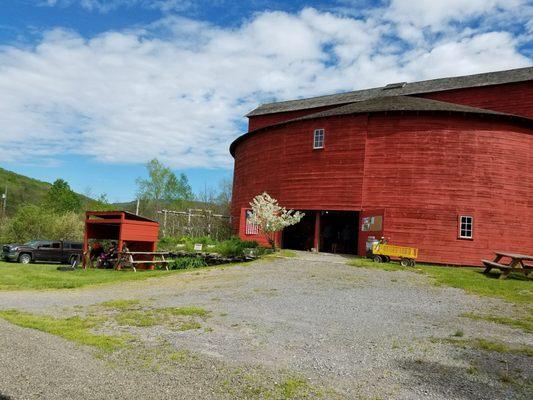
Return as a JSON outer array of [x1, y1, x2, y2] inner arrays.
[[159, 236, 260, 258], [158, 236, 181, 251], [216, 237, 259, 257], [0, 205, 83, 243], [171, 257, 208, 270]]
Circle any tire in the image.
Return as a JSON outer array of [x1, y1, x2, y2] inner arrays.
[[69, 255, 79, 266], [383, 256, 391, 263], [400, 258, 410, 267], [373, 255, 383, 263], [409, 259, 416, 267], [18, 253, 32, 264]]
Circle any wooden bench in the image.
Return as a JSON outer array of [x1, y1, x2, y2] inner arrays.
[[482, 260, 510, 273], [482, 252, 533, 279]]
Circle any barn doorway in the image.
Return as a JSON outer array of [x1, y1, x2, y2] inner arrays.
[[319, 211, 359, 254], [282, 211, 316, 251]]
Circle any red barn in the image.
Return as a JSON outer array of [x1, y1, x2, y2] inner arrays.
[[230, 67, 533, 266]]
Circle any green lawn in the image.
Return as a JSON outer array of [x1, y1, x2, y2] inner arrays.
[[348, 257, 532, 306], [0, 261, 179, 290]]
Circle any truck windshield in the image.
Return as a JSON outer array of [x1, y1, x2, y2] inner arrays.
[[24, 241, 40, 248]]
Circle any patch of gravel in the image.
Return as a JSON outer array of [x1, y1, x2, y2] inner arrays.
[[0, 252, 531, 399]]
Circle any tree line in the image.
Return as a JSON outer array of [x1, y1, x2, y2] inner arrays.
[[0, 159, 232, 244]]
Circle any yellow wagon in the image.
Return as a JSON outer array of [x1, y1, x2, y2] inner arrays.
[[371, 242, 418, 267]]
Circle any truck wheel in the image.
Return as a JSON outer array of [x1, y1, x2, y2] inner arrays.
[[69, 255, 79, 266], [409, 259, 416, 267], [400, 258, 410, 267], [373, 255, 383, 263], [18, 253, 32, 264], [383, 256, 391, 263]]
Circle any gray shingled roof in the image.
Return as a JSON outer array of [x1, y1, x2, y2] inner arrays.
[[247, 66, 533, 117]]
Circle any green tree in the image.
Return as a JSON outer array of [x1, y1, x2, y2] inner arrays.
[[44, 179, 82, 214], [136, 159, 193, 213]]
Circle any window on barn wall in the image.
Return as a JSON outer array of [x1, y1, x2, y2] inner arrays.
[[459, 215, 473, 239], [245, 209, 259, 235], [313, 129, 325, 149]]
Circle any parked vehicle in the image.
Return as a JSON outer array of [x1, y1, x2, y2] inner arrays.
[[2, 240, 83, 265]]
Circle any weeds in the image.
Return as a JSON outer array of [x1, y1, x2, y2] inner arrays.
[[461, 312, 533, 334], [0, 309, 127, 352]]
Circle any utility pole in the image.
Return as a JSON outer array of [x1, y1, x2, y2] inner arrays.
[[135, 198, 140, 215], [1, 185, 6, 217]]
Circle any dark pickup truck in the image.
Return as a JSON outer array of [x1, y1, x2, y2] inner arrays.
[[2, 240, 83, 264]]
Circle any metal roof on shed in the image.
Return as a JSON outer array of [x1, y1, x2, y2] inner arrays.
[[247, 66, 533, 117]]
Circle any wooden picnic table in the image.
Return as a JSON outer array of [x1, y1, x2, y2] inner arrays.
[[482, 251, 533, 279], [115, 251, 171, 272]]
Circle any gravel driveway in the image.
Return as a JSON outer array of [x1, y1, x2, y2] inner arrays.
[[0, 252, 531, 399]]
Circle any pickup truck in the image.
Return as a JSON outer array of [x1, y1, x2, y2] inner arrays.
[[2, 240, 83, 264]]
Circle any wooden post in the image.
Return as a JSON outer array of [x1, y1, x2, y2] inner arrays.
[[314, 211, 321, 252], [82, 214, 89, 269]]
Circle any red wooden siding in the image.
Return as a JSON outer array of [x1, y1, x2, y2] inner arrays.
[[248, 105, 343, 131], [417, 81, 533, 119], [231, 115, 368, 231], [121, 221, 159, 242], [362, 115, 532, 265]]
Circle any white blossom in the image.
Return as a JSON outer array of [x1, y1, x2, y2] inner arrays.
[[249, 192, 304, 249]]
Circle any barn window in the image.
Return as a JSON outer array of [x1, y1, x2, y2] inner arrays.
[[245, 209, 259, 235], [459, 215, 473, 239], [313, 129, 324, 149]]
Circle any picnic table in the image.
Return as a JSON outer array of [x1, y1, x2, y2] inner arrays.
[[482, 252, 533, 279], [115, 251, 171, 272]]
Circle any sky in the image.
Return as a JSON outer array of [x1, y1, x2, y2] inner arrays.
[[0, 0, 531, 202]]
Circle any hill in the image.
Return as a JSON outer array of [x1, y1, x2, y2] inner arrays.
[[0, 167, 92, 216], [0, 167, 53, 215]]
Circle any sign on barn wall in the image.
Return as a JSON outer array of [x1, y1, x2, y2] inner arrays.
[[361, 215, 383, 232]]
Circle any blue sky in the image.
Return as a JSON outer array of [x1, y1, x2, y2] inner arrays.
[[0, 0, 531, 202]]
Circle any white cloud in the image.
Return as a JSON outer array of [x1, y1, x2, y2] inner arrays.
[[0, 6, 530, 169], [383, 0, 525, 29]]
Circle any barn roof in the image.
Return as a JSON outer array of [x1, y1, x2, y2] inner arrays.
[[230, 96, 532, 156], [86, 210, 156, 223], [292, 96, 523, 121], [246, 66, 533, 117]]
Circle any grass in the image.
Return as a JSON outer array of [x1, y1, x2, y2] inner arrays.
[[0, 301, 209, 353], [223, 372, 328, 400], [461, 312, 533, 334], [0, 309, 127, 352], [100, 299, 141, 310], [0, 261, 179, 290], [277, 250, 298, 258], [0, 260, 241, 291], [99, 301, 209, 330], [347, 257, 533, 306], [439, 337, 533, 357]]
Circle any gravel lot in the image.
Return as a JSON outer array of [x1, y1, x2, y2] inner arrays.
[[0, 252, 531, 399]]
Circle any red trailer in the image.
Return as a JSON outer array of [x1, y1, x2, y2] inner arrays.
[[83, 211, 159, 269]]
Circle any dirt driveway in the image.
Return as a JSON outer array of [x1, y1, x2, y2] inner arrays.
[[0, 253, 531, 399]]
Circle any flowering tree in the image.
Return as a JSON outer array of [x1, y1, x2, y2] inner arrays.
[[248, 192, 304, 250]]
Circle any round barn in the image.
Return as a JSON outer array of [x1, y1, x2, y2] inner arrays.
[[229, 67, 533, 266]]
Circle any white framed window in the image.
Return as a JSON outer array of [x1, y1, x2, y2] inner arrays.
[[313, 128, 325, 149], [245, 209, 259, 235], [458, 215, 473, 239]]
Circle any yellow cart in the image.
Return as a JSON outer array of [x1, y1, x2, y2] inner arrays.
[[371, 242, 418, 267]]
